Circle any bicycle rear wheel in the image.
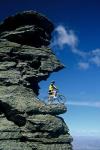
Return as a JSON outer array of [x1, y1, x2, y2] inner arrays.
[[57, 94, 66, 103]]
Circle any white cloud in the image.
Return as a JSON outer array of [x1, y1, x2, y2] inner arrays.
[[67, 101, 100, 108], [89, 48, 100, 67], [91, 48, 100, 56], [52, 25, 100, 69], [72, 129, 100, 137], [90, 56, 100, 67], [53, 25, 78, 49], [52, 25, 87, 57], [78, 62, 90, 70]]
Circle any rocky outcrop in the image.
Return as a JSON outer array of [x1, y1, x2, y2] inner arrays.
[[0, 11, 53, 47], [0, 11, 73, 150]]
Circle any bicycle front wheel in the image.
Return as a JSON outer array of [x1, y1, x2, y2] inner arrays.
[[57, 95, 66, 103]]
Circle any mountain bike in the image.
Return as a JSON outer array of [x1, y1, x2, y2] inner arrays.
[[44, 91, 66, 104]]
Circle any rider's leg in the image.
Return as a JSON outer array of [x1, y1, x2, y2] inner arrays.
[[53, 90, 57, 98], [48, 92, 53, 104]]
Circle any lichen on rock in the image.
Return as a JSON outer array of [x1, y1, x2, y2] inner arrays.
[[0, 11, 73, 150]]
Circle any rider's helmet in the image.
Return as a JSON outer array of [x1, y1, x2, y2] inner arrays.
[[51, 80, 55, 84]]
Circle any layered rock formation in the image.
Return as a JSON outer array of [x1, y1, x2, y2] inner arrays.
[[0, 11, 73, 150]]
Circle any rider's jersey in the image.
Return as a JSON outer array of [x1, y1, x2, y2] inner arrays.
[[49, 84, 57, 92], [49, 84, 53, 92]]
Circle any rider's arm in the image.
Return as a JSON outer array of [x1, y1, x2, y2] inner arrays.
[[53, 85, 58, 90]]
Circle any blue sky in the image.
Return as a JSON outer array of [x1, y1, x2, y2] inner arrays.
[[0, 0, 100, 137]]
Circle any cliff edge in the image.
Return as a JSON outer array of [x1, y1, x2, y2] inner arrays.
[[0, 11, 73, 150]]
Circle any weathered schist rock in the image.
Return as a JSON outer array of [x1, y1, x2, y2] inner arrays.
[[0, 11, 73, 150]]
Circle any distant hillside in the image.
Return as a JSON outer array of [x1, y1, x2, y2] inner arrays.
[[73, 136, 100, 150]]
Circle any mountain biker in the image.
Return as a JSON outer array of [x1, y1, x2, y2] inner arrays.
[[48, 81, 58, 99]]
